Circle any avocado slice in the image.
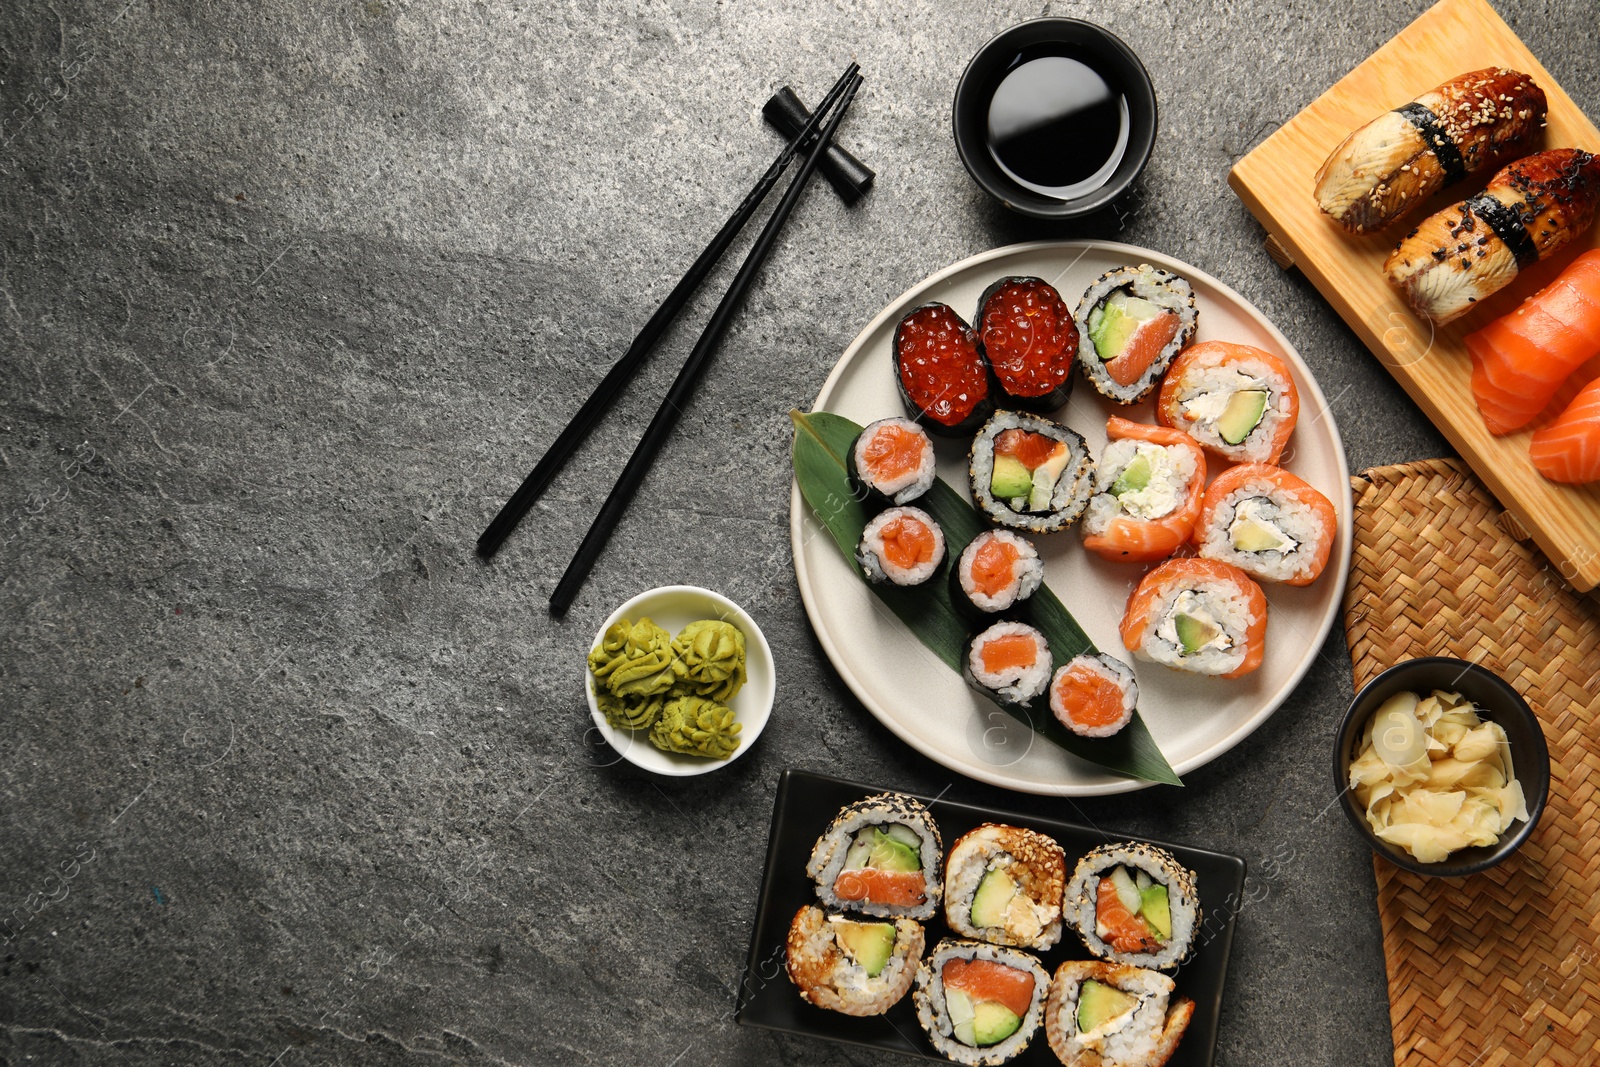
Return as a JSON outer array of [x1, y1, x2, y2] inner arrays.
[[1174, 613, 1221, 655], [1110, 453, 1153, 497], [1216, 389, 1268, 445], [969, 868, 1017, 928], [1077, 979, 1137, 1033], [833, 920, 896, 977], [946, 987, 977, 1047], [1231, 514, 1291, 553], [971, 1001, 1023, 1046], [1089, 291, 1162, 361], [990, 454, 1033, 499], [867, 829, 922, 872], [1139, 884, 1171, 941]]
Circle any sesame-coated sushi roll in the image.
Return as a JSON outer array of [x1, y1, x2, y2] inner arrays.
[[964, 621, 1052, 707], [950, 530, 1044, 618], [977, 276, 1079, 413], [944, 824, 1067, 950], [969, 411, 1095, 534], [1076, 266, 1198, 405], [1065, 843, 1201, 971], [1121, 558, 1267, 679], [856, 506, 945, 587], [1043, 960, 1195, 1067], [895, 302, 995, 437], [913, 939, 1051, 1065], [1049, 654, 1138, 739], [847, 417, 937, 506], [1193, 463, 1337, 587], [1081, 418, 1207, 563], [806, 793, 944, 920], [1156, 341, 1301, 465], [785, 905, 924, 1016]]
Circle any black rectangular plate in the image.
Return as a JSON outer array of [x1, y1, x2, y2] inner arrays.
[[735, 770, 1246, 1065]]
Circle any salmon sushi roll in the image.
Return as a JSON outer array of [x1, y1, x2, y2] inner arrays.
[[1121, 559, 1267, 678], [1049, 654, 1138, 739], [1081, 418, 1207, 563], [964, 621, 1052, 707], [806, 793, 944, 920], [1193, 463, 1337, 586], [895, 302, 995, 437], [1044, 960, 1194, 1067], [1156, 341, 1300, 464], [1530, 376, 1600, 484], [785, 905, 924, 1016], [1076, 266, 1198, 405], [913, 939, 1051, 1065], [969, 411, 1096, 534], [944, 824, 1067, 950], [1064, 843, 1201, 971], [856, 506, 945, 587], [977, 276, 1078, 413], [847, 417, 937, 506], [950, 530, 1044, 617]]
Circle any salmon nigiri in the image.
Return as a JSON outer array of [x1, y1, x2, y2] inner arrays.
[[1530, 376, 1600, 484], [1467, 249, 1600, 435], [1082, 418, 1207, 563]]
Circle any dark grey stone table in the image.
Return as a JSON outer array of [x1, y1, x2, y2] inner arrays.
[[3, 1, 1594, 1063]]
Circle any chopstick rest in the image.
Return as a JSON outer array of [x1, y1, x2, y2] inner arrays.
[[763, 86, 875, 203]]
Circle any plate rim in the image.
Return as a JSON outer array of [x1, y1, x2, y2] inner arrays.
[[788, 238, 1353, 796]]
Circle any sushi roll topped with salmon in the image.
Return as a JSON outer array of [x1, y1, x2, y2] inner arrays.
[[1076, 266, 1198, 405], [806, 793, 944, 920], [1121, 558, 1268, 679], [1082, 418, 1207, 564], [1193, 463, 1337, 586], [1157, 341, 1301, 465]]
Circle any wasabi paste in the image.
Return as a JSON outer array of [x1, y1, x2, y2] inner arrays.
[[672, 619, 747, 703], [649, 694, 742, 759], [587, 617, 682, 699]]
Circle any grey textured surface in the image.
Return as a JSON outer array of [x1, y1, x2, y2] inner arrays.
[[2, 1, 1596, 1064]]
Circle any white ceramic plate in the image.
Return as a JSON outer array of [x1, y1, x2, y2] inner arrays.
[[789, 240, 1353, 796], [585, 585, 775, 775]]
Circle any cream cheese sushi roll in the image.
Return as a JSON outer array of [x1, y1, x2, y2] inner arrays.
[[1081, 418, 1207, 564], [969, 411, 1095, 534], [1050, 653, 1138, 739], [855, 506, 945, 587], [1064, 843, 1201, 971], [1120, 558, 1267, 679], [944, 824, 1067, 950], [1043, 960, 1195, 1067], [1075, 266, 1198, 405], [785, 905, 924, 1016], [950, 530, 1044, 618], [847, 417, 937, 506], [1193, 463, 1337, 587], [1156, 341, 1300, 465], [806, 793, 944, 920], [913, 939, 1051, 1065], [964, 621, 1052, 707]]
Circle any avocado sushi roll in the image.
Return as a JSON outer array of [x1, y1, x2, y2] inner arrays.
[[944, 823, 1067, 950], [847, 417, 937, 507], [969, 411, 1095, 535], [1156, 341, 1300, 465], [806, 793, 944, 920], [1064, 843, 1201, 971], [1076, 266, 1198, 405], [1043, 960, 1195, 1067], [1120, 558, 1268, 679], [785, 905, 924, 1016], [913, 939, 1051, 1065], [1192, 462, 1337, 587], [855, 506, 946, 587], [976, 276, 1078, 413], [949, 530, 1044, 618], [964, 621, 1051, 707]]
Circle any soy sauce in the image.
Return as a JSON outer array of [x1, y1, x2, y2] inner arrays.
[[985, 47, 1130, 201]]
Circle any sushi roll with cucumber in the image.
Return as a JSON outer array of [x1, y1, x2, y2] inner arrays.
[[969, 411, 1095, 534], [976, 276, 1078, 413], [1050, 653, 1139, 739], [1120, 558, 1268, 679], [913, 939, 1051, 1065], [944, 824, 1067, 950], [785, 905, 924, 1016], [1043, 960, 1195, 1067], [1157, 341, 1300, 465], [894, 302, 995, 436], [964, 621, 1052, 707], [1081, 417, 1207, 563], [1076, 266, 1198, 405], [1193, 463, 1337, 587], [950, 530, 1044, 618], [856, 506, 946, 587], [806, 793, 944, 920], [847, 417, 937, 506], [1065, 843, 1201, 971]]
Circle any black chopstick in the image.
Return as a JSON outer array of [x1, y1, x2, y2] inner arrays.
[[476, 61, 862, 561], [548, 72, 865, 615]]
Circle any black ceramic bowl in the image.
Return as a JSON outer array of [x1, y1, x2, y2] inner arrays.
[[1332, 657, 1550, 877], [952, 18, 1157, 219]]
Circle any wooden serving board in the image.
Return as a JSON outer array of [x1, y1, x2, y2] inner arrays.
[[1229, 0, 1600, 592]]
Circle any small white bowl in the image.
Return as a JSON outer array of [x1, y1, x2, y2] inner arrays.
[[584, 585, 775, 776]]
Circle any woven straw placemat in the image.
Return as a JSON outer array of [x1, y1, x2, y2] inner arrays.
[[1343, 457, 1600, 1067]]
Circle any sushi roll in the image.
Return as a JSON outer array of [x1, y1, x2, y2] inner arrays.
[[969, 411, 1095, 534], [913, 939, 1051, 1065], [944, 824, 1066, 950], [1156, 341, 1300, 465], [1043, 960, 1195, 1067], [1064, 843, 1201, 971], [1193, 463, 1337, 587], [856, 506, 946, 587], [806, 793, 944, 920], [950, 530, 1044, 618], [977, 276, 1078, 413], [894, 302, 995, 436], [785, 905, 924, 1016], [1050, 653, 1138, 739], [1081, 418, 1207, 564], [847, 417, 937, 506], [964, 621, 1052, 707], [1076, 266, 1198, 405], [1120, 559, 1268, 679]]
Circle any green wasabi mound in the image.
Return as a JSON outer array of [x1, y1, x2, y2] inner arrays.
[[595, 689, 667, 731], [671, 619, 747, 703], [587, 617, 682, 699], [649, 694, 742, 759]]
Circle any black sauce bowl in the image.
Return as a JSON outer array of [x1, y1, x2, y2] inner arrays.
[[1332, 657, 1551, 878], [952, 18, 1158, 220]]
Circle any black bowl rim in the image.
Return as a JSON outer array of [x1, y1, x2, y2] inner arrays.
[[1331, 656, 1551, 877], [951, 17, 1159, 220]]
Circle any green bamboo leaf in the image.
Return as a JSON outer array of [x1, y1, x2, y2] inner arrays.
[[791, 409, 1181, 787]]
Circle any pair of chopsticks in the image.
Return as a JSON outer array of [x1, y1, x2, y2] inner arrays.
[[478, 62, 865, 614]]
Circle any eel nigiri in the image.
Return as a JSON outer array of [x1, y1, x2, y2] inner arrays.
[[1384, 149, 1600, 325], [1466, 249, 1600, 434], [1314, 68, 1546, 234], [1530, 377, 1600, 484]]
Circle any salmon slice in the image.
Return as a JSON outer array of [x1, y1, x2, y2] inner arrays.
[[1095, 877, 1163, 954], [968, 537, 1021, 598], [1530, 376, 1600, 483], [862, 422, 927, 481], [1081, 417, 1208, 564], [980, 632, 1042, 675], [993, 429, 1067, 469], [833, 867, 926, 907], [879, 515, 937, 570], [1104, 312, 1180, 387], [941, 958, 1037, 1018], [1053, 665, 1125, 730]]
